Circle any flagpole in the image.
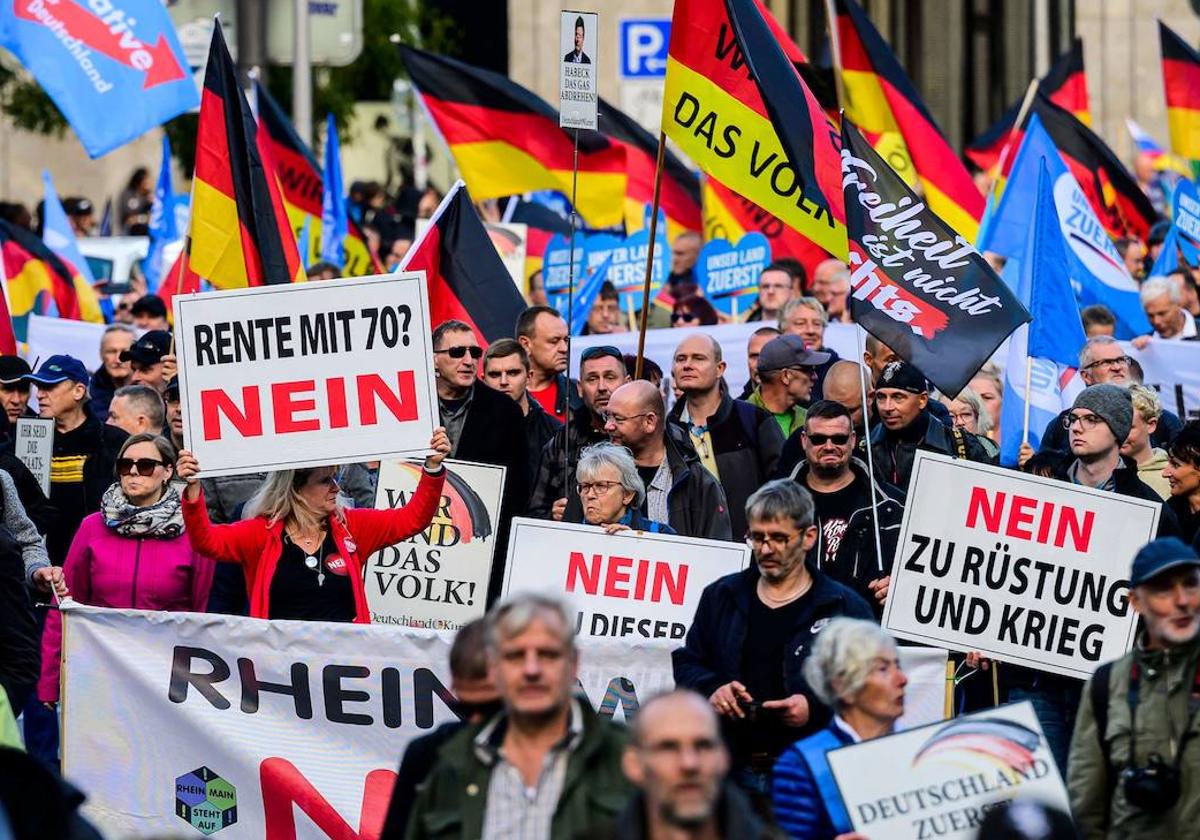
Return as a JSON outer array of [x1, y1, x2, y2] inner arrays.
[[1021, 355, 1033, 447], [857, 327, 885, 577], [634, 132, 668, 380], [565, 128, 581, 491], [824, 0, 847, 110], [995, 79, 1041, 177]]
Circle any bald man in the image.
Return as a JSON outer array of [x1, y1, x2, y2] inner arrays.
[[811, 259, 851, 323], [668, 334, 782, 538], [669, 231, 703, 288], [576, 380, 732, 539]]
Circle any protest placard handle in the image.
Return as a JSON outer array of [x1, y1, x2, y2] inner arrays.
[[944, 659, 954, 719], [565, 128, 581, 491], [634, 131, 667, 380]]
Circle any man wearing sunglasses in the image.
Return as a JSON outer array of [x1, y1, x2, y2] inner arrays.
[[431, 321, 528, 601], [785, 400, 902, 618], [1039, 335, 1183, 455]]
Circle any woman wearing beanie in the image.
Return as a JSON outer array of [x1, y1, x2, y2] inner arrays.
[[38, 433, 215, 705]]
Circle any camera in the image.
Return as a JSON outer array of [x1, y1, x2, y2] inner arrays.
[[1121, 753, 1182, 812]]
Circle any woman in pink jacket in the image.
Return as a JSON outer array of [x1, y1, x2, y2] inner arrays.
[[39, 432, 214, 704]]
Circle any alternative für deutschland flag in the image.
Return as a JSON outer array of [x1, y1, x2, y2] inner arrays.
[[966, 38, 1090, 174], [834, 0, 984, 240], [400, 45, 626, 230], [179, 20, 302, 292], [662, 0, 846, 258], [1160, 21, 1200, 174], [255, 82, 382, 276]]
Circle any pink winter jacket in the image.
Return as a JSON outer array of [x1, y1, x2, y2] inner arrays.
[[38, 512, 215, 702]]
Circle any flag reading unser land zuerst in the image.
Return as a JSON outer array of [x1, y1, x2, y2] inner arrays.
[[840, 121, 1029, 397], [661, 0, 847, 258], [173, 273, 438, 478], [882, 452, 1160, 680]]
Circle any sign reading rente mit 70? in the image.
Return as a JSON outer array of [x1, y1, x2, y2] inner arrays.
[[173, 273, 438, 477]]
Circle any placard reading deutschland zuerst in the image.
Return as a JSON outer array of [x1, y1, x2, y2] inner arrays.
[[503, 517, 751, 642], [365, 458, 506, 630], [883, 451, 1160, 679], [827, 701, 1070, 840], [560, 11, 599, 130], [173, 273, 438, 477]]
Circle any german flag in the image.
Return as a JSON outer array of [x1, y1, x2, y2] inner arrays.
[[180, 20, 302, 292], [702, 177, 830, 280], [399, 181, 526, 348], [1160, 21, 1200, 172], [596, 98, 700, 238], [0, 219, 102, 340], [662, 0, 846, 258], [400, 45, 626, 230], [966, 38, 1090, 173], [255, 82, 382, 276], [1027, 94, 1157, 240], [834, 0, 984, 240], [754, 0, 838, 115]]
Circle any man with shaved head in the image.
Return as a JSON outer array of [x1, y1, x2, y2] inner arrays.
[[668, 334, 782, 538], [575, 380, 731, 539], [588, 690, 771, 839]]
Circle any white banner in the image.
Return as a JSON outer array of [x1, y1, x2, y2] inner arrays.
[[24, 313, 113, 374], [883, 451, 1159, 678], [14, 417, 53, 496], [1128, 338, 1200, 424], [572, 321, 861, 399], [173, 273, 438, 477], [827, 701, 1070, 839], [503, 516, 751, 643], [365, 459, 505, 630]]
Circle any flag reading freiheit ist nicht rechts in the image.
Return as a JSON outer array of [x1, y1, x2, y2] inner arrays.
[[840, 121, 1030, 397]]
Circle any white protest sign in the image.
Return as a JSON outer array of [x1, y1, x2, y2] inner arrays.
[[25, 313, 113, 373], [173, 273, 438, 477], [60, 605, 666, 838], [1127, 338, 1200, 424], [503, 517, 751, 643], [560, 10, 598, 130], [365, 458, 505, 630], [14, 417, 53, 496], [828, 701, 1070, 839], [883, 451, 1159, 679]]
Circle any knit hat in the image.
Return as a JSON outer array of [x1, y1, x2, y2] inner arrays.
[[1072, 383, 1133, 443]]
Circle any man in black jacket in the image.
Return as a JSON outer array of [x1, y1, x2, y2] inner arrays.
[[431, 321, 528, 602], [0, 356, 35, 442], [787, 400, 903, 618], [868, 360, 993, 496], [26, 355, 127, 565], [482, 339, 561, 489], [668, 334, 782, 538], [673, 479, 872, 795], [597, 380, 732, 540]]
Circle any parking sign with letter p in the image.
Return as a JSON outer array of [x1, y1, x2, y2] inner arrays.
[[620, 19, 670, 78]]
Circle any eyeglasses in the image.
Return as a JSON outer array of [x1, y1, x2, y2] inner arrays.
[[601, 411, 650, 425], [745, 531, 802, 549], [580, 345, 621, 363], [805, 432, 851, 446], [1082, 355, 1132, 372], [116, 457, 166, 476], [434, 345, 483, 360], [1062, 412, 1103, 431], [671, 311, 699, 323], [576, 480, 622, 496]]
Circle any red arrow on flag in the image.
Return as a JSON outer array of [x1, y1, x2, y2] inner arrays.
[[14, 0, 187, 90]]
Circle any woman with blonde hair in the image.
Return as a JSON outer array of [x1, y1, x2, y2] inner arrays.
[[176, 428, 449, 622]]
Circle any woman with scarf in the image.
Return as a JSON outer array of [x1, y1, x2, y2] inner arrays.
[[38, 433, 214, 705]]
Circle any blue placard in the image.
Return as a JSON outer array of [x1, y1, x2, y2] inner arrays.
[[0, 0, 199, 158], [619, 19, 670, 78], [585, 228, 668, 312], [1173, 180, 1200, 265], [694, 233, 772, 318], [543, 233, 588, 311]]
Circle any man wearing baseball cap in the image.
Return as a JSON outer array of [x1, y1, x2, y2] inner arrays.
[[1070, 538, 1200, 837], [25, 355, 127, 565], [868, 360, 993, 495], [128, 295, 169, 332], [746, 333, 830, 438], [0, 356, 34, 441], [120, 329, 172, 394]]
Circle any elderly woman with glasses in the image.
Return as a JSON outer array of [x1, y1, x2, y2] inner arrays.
[[175, 428, 450, 623], [38, 433, 215, 706], [574, 442, 674, 534], [772, 619, 908, 839]]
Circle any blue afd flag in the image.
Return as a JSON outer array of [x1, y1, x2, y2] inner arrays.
[[1024, 161, 1087, 366], [143, 133, 179, 291], [41, 170, 95, 289], [570, 255, 613, 335], [320, 113, 348, 267], [0, 0, 198, 158], [1149, 179, 1200, 277], [980, 115, 1150, 339]]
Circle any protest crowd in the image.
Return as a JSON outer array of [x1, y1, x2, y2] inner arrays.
[[3, 1, 1200, 839]]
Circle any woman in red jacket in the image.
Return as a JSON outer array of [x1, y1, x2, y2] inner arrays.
[[176, 428, 449, 623]]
